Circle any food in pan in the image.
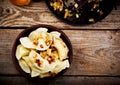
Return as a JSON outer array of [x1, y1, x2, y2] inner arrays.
[[46, 0, 114, 24], [49, 0, 104, 20]]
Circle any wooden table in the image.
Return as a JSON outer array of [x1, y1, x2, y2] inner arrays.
[[0, 0, 120, 85]]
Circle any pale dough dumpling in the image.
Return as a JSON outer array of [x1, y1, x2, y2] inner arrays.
[[40, 48, 59, 62], [39, 72, 51, 78], [51, 60, 70, 74], [36, 33, 52, 51], [31, 70, 40, 77], [22, 56, 44, 77], [52, 37, 69, 60], [28, 28, 48, 41], [20, 37, 36, 49], [18, 59, 30, 73], [16, 45, 30, 60], [29, 28, 52, 51], [36, 27, 48, 33], [50, 31, 61, 38], [28, 50, 56, 74]]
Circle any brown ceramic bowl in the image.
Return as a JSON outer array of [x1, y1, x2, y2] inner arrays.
[[12, 24, 73, 83]]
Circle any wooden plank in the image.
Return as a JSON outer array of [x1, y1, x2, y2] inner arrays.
[[0, 76, 120, 85], [0, 29, 120, 75], [0, 0, 120, 29]]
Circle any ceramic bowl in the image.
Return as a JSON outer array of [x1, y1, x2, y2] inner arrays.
[[12, 24, 73, 83]]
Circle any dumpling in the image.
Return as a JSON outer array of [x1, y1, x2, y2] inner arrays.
[[39, 72, 51, 78], [36, 37, 52, 51], [22, 57, 43, 78], [36, 27, 48, 32], [40, 48, 59, 64], [18, 59, 30, 73], [22, 56, 29, 63], [52, 38, 69, 60], [50, 31, 61, 38], [16, 45, 30, 60], [28, 50, 56, 73], [28, 59, 42, 73], [28, 28, 48, 41], [29, 28, 52, 51], [31, 70, 40, 77], [20, 37, 36, 49], [51, 60, 70, 74]]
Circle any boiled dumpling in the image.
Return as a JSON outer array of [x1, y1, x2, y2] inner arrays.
[[31, 70, 40, 77], [28, 50, 47, 71], [50, 31, 61, 38], [18, 59, 30, 73], [36, 33, 52, 51], [36, 37, 52, 51], [28, 50, 56, 73], [22, 56, 29, 63], [51, 60, 70, 74], [29, 28, 48, 41], [16, 45, 30, 60], [29, 29, 52, 51], [22, 55, 42, 73], [36, 27, 48, 32], [20, 37, 36, 49], [28, 59, 42, 73], [39, 72, 51, 78], [52, 38, 69, 60], [40, 48, 59, 65]]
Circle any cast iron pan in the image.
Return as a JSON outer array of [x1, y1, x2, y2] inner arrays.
[[45, 0, 115, 25]]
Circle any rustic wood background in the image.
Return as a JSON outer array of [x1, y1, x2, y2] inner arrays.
[[0, 0, 120, 29], [0, 0, 120, 85]]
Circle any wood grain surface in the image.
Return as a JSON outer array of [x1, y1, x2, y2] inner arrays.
[[0, 29, 120, 76], [0, 0, 120, 84], [0, 76, 120, 85], [0, 0, 120, 29]]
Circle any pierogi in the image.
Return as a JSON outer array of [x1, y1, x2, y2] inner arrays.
[[16, 27, 70, 78]]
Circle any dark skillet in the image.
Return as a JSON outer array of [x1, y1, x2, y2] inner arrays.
[[45, 0, 115, 25]]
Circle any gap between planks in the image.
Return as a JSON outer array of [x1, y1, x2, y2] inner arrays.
[[0, 27, 120, 30]]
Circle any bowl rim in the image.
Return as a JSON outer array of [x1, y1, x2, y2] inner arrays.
[[12, 24, 73, 83]]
